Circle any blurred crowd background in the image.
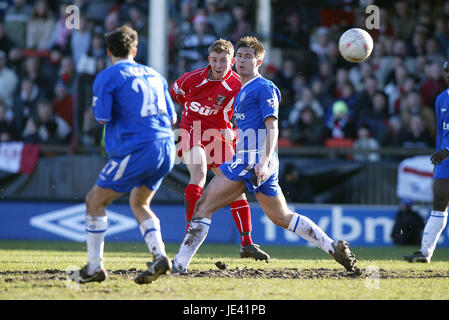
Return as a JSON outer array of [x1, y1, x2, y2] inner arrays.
[[0, 0, 446, 161]]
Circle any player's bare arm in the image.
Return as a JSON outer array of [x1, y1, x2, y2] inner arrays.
[[255, 116, 278, 185], [431, 149, 449, 165]]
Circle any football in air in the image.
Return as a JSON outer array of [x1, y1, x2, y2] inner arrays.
[[338, 28, 374, 63]]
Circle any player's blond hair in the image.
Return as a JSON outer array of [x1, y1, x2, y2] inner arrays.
[[208, 39, 234, 57], [236, 36, 265, 60]]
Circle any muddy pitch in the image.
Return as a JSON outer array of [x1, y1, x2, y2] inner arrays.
[[1, 263, 449, 281]]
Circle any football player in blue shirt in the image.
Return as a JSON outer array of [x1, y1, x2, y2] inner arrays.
[[70, 25, 176, 284], [171, 36, 358, 275], [404, 60, 449, 263]]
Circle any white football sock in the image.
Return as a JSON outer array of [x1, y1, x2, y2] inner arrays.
[[140, 217, 167, 260], [287, 213, 335, 255], [173, 218, 211, 271], [421, 210, 448, 258], [86, 215, 108, 275]]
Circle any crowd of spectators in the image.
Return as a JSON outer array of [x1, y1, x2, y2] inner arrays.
[[0, 0, 447, 163]]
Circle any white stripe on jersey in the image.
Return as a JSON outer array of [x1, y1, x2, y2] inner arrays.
[[223, 97, 234, 124]]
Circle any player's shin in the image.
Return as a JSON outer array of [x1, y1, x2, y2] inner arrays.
[[421, 210, 448, 258], [86, 215, 108, 274], [287, 213, 335, 255], [173, 217, 211, 272], [140, 217, 167, 260]]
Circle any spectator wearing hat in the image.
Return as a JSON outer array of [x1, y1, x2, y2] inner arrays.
[[324, 100, 356, 140]]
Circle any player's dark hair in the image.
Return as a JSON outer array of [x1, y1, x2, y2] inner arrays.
[[105, 25, 138, 58], [236, 36, 265, 60]]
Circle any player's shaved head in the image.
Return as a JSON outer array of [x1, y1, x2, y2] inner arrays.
[[105, 25, 138, 58], [209, 39, 234, 57], [236, 36, 265, 60]]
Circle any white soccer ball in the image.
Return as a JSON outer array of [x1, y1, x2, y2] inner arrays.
[[338, 28, 373, 63]]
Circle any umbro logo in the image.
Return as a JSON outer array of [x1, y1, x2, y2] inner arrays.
[[30, 204, 138, 242]]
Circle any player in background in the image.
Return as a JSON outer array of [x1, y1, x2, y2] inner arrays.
[[404, 61, 449, 263], [170, 36, 358, 274], [170, 39, 270, 261], [70, 25, 176, 284]]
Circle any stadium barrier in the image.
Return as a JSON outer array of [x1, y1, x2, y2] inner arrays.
[[1, 201, 444, 247]]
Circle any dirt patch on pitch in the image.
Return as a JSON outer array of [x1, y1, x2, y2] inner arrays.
[[1, 266, 449, 281]]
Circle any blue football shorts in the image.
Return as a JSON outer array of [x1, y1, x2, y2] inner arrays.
[[434, 164, 449, 179], [220, 152, 281, 196], [96, 137, 175, 193]]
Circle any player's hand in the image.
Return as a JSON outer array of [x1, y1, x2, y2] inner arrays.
[[254, 161, 269, 186], [430, 149, 449, 165]]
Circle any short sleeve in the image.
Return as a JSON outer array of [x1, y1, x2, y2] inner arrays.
[[92, 71, 115, 123], [258, 84, 280, 121]]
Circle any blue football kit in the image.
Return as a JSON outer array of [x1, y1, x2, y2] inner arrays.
[[434, 88, 449, 179], [92, 59, 176, 193], [220, 76, 282, 196]]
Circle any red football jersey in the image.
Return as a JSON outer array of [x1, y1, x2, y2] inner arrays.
[[170, 65, 240, 131]]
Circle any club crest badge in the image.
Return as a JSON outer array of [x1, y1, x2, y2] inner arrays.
[[216, 95, 226, 106]]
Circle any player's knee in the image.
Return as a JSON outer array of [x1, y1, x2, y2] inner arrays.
[[85, 189, 96, 210], [266, 212, 291, 229], [129, 199, 147, 213]]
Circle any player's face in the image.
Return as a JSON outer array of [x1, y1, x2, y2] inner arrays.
[[208, 51, 234, 80], [235, 47, 262, 77], [443, 61, 449, 87]]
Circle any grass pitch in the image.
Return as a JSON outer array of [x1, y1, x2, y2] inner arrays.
[[1, 240, 449, 300]]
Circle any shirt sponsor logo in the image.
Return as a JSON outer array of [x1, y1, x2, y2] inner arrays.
[[444, 122, 449, 130], [186, 101, 219, 116], [234, 112, 245, 120]]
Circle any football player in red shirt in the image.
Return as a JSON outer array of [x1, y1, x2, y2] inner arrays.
[[170, 39, 269, 261]]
